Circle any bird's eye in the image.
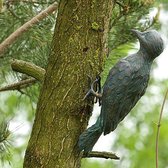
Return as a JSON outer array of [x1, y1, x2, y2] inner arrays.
[[144, 32, 151, 39]]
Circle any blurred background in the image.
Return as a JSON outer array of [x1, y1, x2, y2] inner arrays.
[[0, 0, 168, 168]]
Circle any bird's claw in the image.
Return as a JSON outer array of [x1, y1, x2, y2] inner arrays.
[[83, 75, 102, 106]]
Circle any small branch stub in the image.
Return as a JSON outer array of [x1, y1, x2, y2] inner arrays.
[[82, 151, 120, 160], [11, 59, 46, 82]]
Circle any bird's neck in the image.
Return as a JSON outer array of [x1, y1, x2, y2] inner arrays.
[[138, 47, 154, 63]]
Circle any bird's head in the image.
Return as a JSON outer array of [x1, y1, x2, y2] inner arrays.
[[131, 29, 164, 59]]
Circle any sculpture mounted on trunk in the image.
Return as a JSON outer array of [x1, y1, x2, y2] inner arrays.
[[78, 29, 164, 154]]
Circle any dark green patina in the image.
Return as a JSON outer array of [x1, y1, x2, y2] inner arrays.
[[78, 29, 164, 154]]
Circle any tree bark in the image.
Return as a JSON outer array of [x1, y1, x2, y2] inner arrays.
[[23, 0, 114, 168]]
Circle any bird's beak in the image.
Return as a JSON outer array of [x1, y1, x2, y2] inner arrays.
[[131, 29, 142, 39]]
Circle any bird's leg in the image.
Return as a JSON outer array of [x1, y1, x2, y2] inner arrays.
[[83, 76, 102, 105], [97, 75, 101, 94], [95, 75, 102, 106]]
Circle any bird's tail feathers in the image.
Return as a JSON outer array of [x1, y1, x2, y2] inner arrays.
[[78, 118, 103, 154]]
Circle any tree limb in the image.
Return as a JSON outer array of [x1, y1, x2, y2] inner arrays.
[[0, 2, 58, 56], [11, 59, 46, 82], [82, 151, 120, 160], [0, 78, 37, 92]]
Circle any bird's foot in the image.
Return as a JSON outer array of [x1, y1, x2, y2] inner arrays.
[[83, 75, 102, 106]]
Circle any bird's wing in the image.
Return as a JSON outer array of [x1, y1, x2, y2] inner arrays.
[[101, 58, 145, 135]]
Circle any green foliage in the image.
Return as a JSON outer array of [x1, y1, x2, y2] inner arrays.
[[0, 0, 54, 119], [1, 5, 54, 66], [156, 0, 168, 4], [0, 0, 56, 84], [109, 0, 160, 51], [0, 117, 11, 166], [0, 91, 36, 167]]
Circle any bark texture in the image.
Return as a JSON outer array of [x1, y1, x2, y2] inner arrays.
[[23, 0, 114, 167]]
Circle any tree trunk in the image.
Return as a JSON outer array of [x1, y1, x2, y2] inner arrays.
[[23, 0, 114, 167]]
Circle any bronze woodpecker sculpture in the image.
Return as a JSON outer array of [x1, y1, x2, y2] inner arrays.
[[78, 29, 164, 154]]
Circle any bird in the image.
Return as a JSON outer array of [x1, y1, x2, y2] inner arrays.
[[78, 29, 164, 154]]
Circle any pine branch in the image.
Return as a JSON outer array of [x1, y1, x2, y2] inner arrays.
[[82, 151, 120, 160], [0, 2, 58, 56], [0, 119, 11, 164], [11, 59, 46, 82], [6, 0, 55, 5], [0, 78, 37, 92]]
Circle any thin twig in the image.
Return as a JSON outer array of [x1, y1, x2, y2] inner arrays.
[[0, 78, 37, 92], [6, 0, 55, 5], [82, 151, 120, 160], [155, 88, 168, 168], [143, 6, 161, 32], [0, 2, 58, 56], [116, 1, 125, 8]]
